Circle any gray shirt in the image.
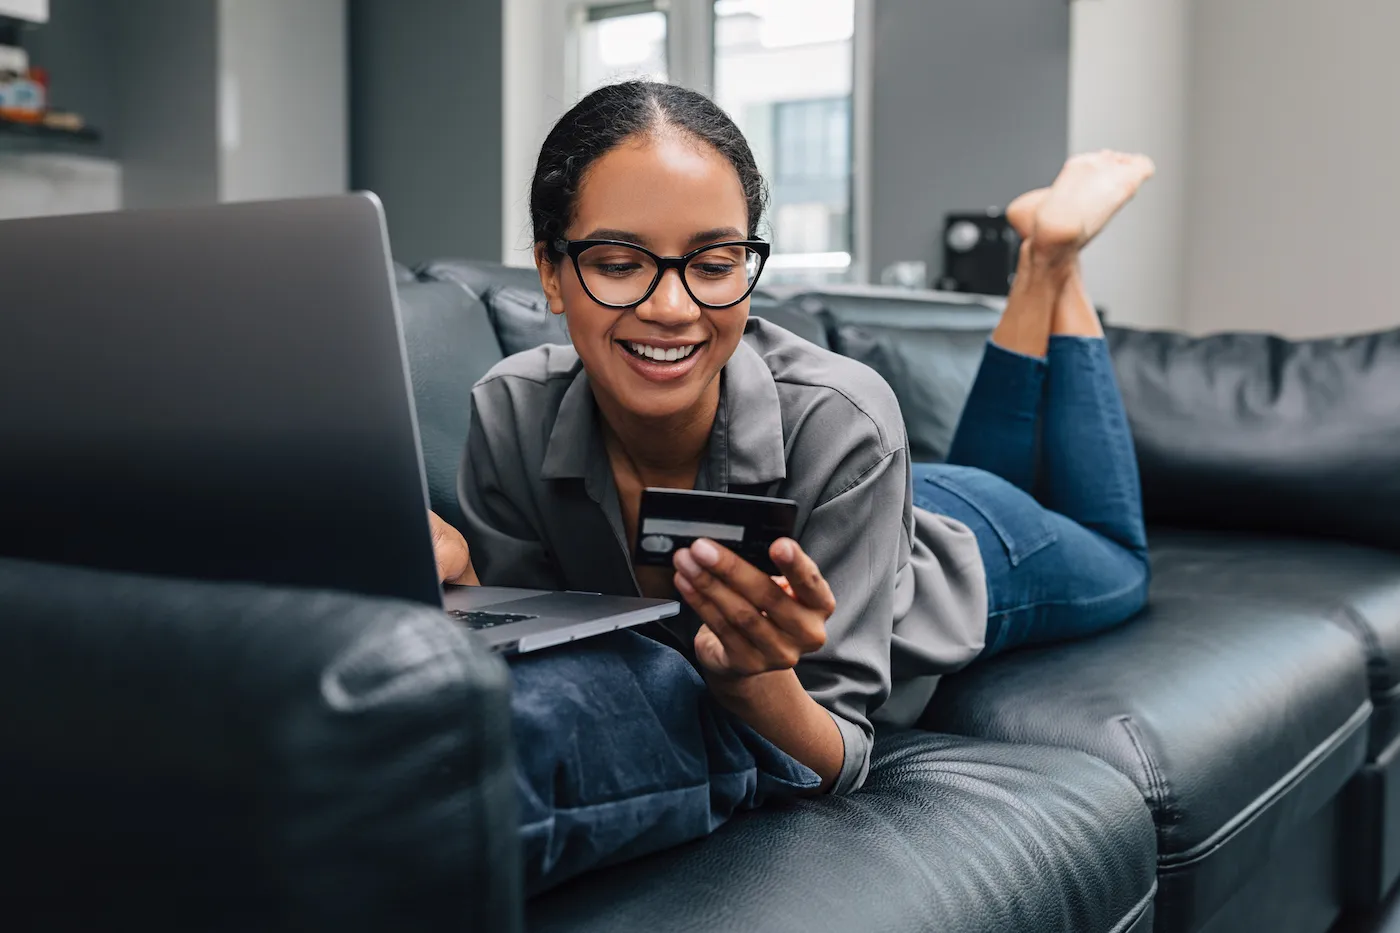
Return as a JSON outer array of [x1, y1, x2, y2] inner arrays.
[[460, 318, 987, 794]]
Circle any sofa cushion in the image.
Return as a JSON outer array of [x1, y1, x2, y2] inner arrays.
[[1107, 325, 1400, 551], [924, 540, 1373, 932], [418, 258, 569, 356], [775, 287, 1001, 461], [1146, 530, 1400, 756], [529, 731, 1157, 933], [749, 289, 829, 349], [396, 278, 503, 530]]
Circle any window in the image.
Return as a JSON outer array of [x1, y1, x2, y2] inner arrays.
[[713, 0, 856, 284], [509, 0, 864, 275], [574, 2, 669, 98]]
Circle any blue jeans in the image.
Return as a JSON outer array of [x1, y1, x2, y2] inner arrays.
[[912, 336, 1150, 658], [511, 631, 819, 895]]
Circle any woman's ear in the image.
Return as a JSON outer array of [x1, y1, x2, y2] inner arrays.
[[534, 243, 567, 316]]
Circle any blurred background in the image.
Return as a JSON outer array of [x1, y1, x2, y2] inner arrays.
[[1, 0, 1396, 337]]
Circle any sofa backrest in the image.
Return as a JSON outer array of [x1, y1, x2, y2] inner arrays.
[[398, 259, 1400, 552], [1109, 325, 1400, 550], [781, 287, 1004, 462], [395, 273, 504, 529]]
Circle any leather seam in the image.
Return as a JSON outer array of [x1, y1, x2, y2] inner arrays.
[[1158, 700, 1372, 869], [1117, 715, 1171, 820], [1105, 879, 1158, 933], [1328, 602, 1385, 669], [1329, 604, 1400, 703]]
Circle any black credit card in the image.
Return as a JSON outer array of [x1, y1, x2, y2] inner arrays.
[[634, 488, 799, 576]]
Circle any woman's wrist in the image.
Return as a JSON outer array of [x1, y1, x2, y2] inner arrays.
[[704, 667, 793, 714], [704, 668, 844, 791]]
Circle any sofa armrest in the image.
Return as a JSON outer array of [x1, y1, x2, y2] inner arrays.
[[0, 557, 520, 932]]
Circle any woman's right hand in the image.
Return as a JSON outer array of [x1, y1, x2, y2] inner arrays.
[[429, 510, 479, 585]]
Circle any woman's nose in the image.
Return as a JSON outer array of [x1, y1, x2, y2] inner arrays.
[[634, 268, 699, 325]]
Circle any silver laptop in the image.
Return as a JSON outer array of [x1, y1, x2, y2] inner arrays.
[[0, 193, 677, 654]]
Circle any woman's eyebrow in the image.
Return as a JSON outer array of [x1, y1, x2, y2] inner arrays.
[[576, 227, 745, 248], [581, 228, 647, 244], [689, 227, 744, 246]]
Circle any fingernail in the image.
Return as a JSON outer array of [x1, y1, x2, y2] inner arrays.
[[674, 549, 700, 576], [692, 539, 719, 566], [674, 573, 694, 595], [773, 539, 793, 561]]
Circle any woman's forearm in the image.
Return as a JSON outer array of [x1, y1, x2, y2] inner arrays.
[[706, 669, 845, 792]]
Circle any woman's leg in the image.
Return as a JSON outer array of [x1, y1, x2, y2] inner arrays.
[[917, 152, 1155, 655], [510, 631, 818, 895], [912, 472, 1149, 657]]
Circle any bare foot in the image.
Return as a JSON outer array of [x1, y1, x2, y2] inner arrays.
[[1031, 151, 1155, 263], [1005, 187, 1050, 240]]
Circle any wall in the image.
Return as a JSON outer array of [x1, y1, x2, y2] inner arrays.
[[1184, 0, 1400, 338], [349, 0, 503, 264], [115, 0, 221, 209], [218, 0, 346, 203], [1068, 0, 1189, 331], [2, 0, 346, 219], [868, 0, 1070, 283], [501, 0, 562, 265]]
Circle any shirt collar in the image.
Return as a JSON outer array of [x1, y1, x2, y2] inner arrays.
[[708, 333, 787, 490], [539, 329, 787, 490], [540, 360, 600, 481]]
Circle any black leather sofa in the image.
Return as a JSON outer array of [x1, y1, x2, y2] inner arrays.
[[3, 258, 1398, 933]]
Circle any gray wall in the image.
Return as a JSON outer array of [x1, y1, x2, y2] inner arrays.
[[219, 0, 347, 203], [349, 0, 503, 264], [869, 0, 1070, 280], [116, 0, 221, 209], [1069, 0, 1189, 330], [1184, 0, 1400, 338]]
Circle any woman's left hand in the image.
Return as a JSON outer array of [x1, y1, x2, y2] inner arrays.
[[673, 537, 835, 680]]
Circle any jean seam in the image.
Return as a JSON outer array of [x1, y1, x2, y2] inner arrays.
[[919, 472, 1058, 567], [986, 572, 1147, 618]]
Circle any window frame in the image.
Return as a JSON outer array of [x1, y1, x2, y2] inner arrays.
[[503, 0, 871, 282]]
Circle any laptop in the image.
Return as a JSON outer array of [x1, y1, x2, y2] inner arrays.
[[0, 193, 678, 654]]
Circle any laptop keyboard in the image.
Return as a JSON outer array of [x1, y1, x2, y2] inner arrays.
[[447, 609, 539, 630]]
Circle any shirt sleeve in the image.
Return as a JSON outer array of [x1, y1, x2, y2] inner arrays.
[[792, 445, 911, 796], [457, 387, 563, 590]]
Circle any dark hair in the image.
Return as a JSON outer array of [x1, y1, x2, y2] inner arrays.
[[530, 81, 768, 260]]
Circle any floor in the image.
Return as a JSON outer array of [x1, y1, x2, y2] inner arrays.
[[1334, 888, 1400, 933]]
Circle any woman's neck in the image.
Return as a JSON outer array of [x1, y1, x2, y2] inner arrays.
[[596, 381, 720, 487]]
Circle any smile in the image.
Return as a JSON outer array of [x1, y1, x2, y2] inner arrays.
[[622, 341, 703, 363]]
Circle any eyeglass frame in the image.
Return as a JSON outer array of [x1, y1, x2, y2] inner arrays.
[[552, 237, 772, 311]]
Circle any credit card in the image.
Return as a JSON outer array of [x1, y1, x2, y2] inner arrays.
[[634, 488, 799, 576]]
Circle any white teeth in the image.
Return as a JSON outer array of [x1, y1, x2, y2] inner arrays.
[[627, 342, 697, 362]]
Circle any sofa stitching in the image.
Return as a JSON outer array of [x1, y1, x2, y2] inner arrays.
[[1105, 879, 1158, 933], [1117, 715, 1171, 824], [1156, 699, 1371, 868], [1329, 603, 1382, 666]]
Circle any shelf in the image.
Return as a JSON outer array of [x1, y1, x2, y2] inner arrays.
[[0, 115, 100, 143]]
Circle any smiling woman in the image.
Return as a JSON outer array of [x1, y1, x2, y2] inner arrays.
[[435, 78, 1158, 895]]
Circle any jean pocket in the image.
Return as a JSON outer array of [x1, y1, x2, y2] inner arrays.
[[920, 466, 1058, 567]]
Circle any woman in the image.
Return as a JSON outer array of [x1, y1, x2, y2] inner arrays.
[[429, 81, 1153, 887]]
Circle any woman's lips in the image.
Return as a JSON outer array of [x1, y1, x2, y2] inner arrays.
[[616, 340, 707, 383]]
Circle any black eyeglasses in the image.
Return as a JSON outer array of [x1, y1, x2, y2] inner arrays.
[[554, 238, 771, 310]]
